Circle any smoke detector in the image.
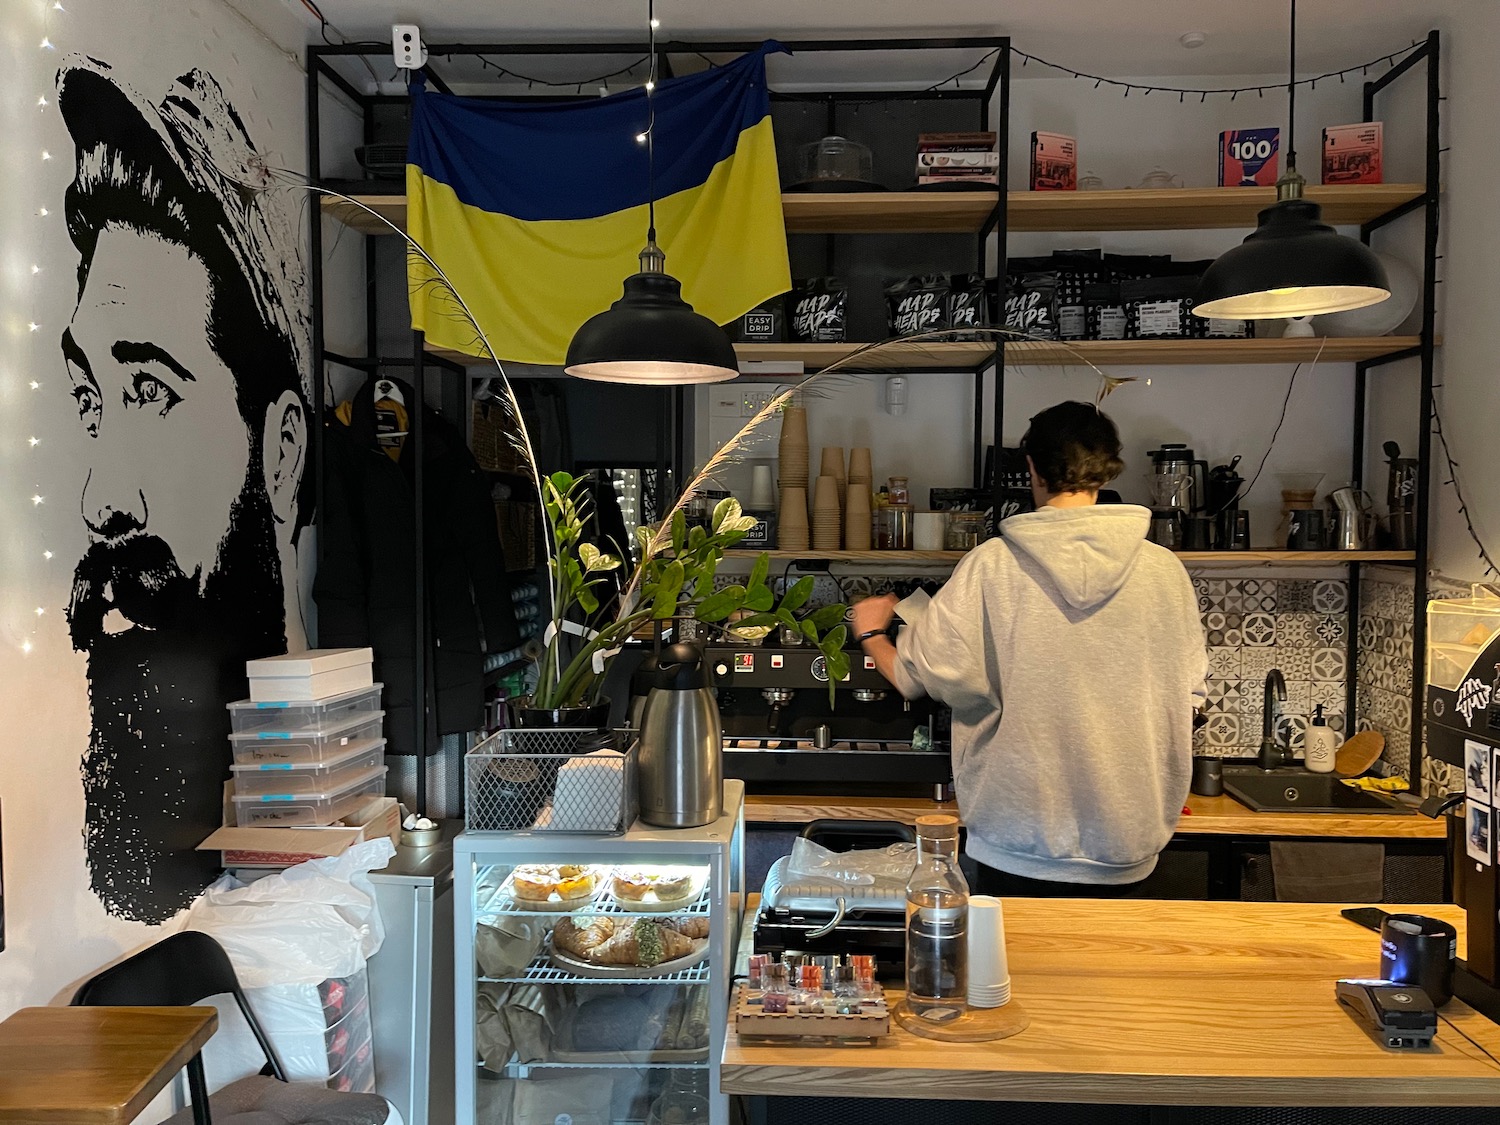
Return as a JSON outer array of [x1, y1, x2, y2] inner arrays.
[[1179, 31, 1208, 49]]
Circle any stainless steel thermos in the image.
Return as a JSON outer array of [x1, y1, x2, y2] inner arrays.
[[636, 642, 723, 828]]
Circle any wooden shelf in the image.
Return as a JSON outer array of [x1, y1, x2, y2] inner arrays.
[[724, 549, 1415, 567], [781, 190, 999, 233], [1009, 183, 1425, 232], [320, 182, 1425, 238], [733, 336, 1426, 373], [724, 549, 966, 564]]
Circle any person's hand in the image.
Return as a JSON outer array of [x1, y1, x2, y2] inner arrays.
[[851, 592, 899, 639]]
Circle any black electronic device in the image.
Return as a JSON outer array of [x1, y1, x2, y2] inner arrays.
[[1340, 906, 1391, 934], [1334, 979, 1438, 1050]]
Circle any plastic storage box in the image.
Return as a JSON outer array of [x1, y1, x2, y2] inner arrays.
[[231, 765, 388, 827], [1427, 589, 1500, 691], [227, 684, 383, 734], [231, 740, 386, 796], [229, 712, 385, 766]]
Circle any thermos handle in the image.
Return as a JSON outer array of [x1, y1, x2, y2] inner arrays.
[[1192, 459, 1209, 513]]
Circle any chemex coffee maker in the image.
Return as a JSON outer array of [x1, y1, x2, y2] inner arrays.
[[701, 630, 951, 798], [1422, 588, 1500, 1022]]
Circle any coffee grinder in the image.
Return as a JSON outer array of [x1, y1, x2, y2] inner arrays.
[[1384, 441, 1418, 550], [1147, 444, 1207, 550], [1206, 456, 1245, 550]]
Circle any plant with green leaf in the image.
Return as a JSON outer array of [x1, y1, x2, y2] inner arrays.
[[532, 470, 849, 711]]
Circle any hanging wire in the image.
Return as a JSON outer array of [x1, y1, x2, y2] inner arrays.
[[472, 53, 650, 89], [1432, 396, 1500, 577], [1008, 39, 1424, 100], [298, 0, 380, 83], [645, 0, 657, 242]]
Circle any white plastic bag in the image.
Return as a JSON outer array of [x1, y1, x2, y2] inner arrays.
[[788, 837, 916, 889], [183, 838, 395, 1090]]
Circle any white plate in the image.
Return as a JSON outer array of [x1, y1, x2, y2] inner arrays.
[[548, 934, 710, 978], [500, 867, 605, 912], [606, 867, 709, 913]]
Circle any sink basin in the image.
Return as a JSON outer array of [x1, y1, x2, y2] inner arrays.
[[1221, 767, 1413, 814]]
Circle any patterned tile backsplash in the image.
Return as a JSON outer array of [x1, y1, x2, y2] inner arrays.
[[1191, 578, 1352, 758], [1356, 577, 1416, 783]]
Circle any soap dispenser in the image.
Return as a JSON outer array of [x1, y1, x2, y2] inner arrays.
[[1305, 705, 1338, 773]]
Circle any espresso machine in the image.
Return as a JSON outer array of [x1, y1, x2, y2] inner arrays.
[[700, 636, 951, 798]]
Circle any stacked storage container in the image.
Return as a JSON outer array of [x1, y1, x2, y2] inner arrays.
[[227, 648, 388, 829], [223, 648, 387, 1093]]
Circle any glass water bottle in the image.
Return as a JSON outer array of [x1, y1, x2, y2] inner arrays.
[[905, 813, 969, 1022]]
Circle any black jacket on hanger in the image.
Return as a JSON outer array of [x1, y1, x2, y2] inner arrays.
[[315, 377, 521, 756]]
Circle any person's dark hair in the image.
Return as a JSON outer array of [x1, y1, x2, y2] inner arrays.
[[64, 134, 312, 537], [1019, 401, 1124, 493]]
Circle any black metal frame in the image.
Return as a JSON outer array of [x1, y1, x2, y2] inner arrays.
[[305, 37, 1008, 804], [1348, 29, 1441, 784]]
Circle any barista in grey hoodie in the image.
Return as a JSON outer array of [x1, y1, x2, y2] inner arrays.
[[853, 402, 1207, 892]]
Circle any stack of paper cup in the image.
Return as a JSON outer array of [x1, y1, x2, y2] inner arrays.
[[821, 446, 847, 508], [812, 475, 842, 550], [778, 407, 809, 494], [845, 486, 872, 550], [779, 486, 809, 550], [848, 447, 873, 489], [967, 895, 1011, 1008], [749, 464, 776, 511]]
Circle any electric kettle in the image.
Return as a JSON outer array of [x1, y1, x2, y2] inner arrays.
[[1148, 444, 1208, 514], [636, 642, 723, 828]]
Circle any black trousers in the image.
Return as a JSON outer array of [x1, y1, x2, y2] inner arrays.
[[972, 862, 1148, 898]]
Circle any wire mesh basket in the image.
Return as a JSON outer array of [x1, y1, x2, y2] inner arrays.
[[465, 728, 638, 834]]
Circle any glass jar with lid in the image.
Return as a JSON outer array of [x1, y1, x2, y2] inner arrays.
[[946, 511, 987, 551], [887, 476, 910, 507]]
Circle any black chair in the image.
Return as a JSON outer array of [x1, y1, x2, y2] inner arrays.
[[73, 930, 390, 1125]]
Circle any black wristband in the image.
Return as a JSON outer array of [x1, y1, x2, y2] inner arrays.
[[855, 628, 888, 644]]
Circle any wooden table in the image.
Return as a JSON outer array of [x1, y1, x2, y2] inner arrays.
[[743, 791, 1444, 840], [0, 1007, 218, 1125], [721, 900, 1500, 1105]]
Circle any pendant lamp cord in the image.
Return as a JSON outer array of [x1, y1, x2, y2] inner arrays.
[[645, 0, 657, 244], [1286, 0, 1297, 172]]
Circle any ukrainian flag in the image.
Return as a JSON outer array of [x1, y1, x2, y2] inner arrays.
[[407, 43, 791, 366]]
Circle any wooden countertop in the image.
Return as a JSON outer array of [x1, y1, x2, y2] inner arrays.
[[0, 1006, 218, 1124], [743, 791, 1443, 840], [721, 900, 1500, 1105]]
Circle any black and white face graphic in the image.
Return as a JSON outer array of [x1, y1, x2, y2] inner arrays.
[[58, 62, 308, 924]]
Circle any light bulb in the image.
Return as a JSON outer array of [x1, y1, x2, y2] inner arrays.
[[650, 17, 659, 28], [37, 96, 47, 107], [31, 495, 43, 505], [636, 132, 647, 143], [28, 381, 40, 390], [42, 550, 53, 559], [54, 1, 65, 8], [645, 80, 655, 92], [31, 264, 40, 274], [27, 322, 40, 332], [40, 37, 53, 49], [40, 151, 51, 161], [38, 208, 48, 217], [34, 607, 44, 616], [21, 641, 32, 654], [28, 436, 39, 446]]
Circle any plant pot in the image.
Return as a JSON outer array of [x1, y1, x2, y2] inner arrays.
[[511, 698, 611, 730]]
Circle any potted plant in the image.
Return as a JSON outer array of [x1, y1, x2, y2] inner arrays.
[[522, 470, 849, 723]]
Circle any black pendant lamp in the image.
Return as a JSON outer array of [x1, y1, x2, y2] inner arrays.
[[1193, 0, 1390, 320], [565, 1, 739, 384]]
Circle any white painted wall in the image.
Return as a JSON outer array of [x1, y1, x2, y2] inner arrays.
[[0, 0, 354, 1027]]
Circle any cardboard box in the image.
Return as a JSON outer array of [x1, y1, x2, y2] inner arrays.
[[199, 790, 399, 868], [1030, 131, 1076, 191], [1323, 121, 1383, 184], [1219, 128, 1280, 187]]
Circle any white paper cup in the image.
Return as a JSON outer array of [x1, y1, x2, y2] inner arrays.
[[967, 895, 1010, 994], [750, 464, 776, 510], [914, 511, 947, 551]]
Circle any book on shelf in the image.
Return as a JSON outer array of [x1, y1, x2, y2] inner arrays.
[[917, 130, 998, 152], [1322, 121, 1383, 184], [1030, 131, 1076, 191], [916, 150, 999, 169]]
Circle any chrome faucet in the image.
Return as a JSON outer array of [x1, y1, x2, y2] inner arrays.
[[1259, 668, 1289, 770]]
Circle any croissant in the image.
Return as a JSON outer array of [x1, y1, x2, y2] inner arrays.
[[661, 915, 710, 940], [589, 918, 696, 966], [552, 915, 615, 958]]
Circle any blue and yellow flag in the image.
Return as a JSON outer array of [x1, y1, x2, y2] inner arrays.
[[406, 43, 791, 366]]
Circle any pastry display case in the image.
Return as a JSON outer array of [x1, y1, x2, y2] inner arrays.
[[454, 782, 745, 1125]]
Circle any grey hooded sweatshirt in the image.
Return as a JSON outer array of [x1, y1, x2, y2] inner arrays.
[[890, 504, 1208, 884]]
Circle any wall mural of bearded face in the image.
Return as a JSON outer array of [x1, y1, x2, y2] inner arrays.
[[56, 58, 311, 924]]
